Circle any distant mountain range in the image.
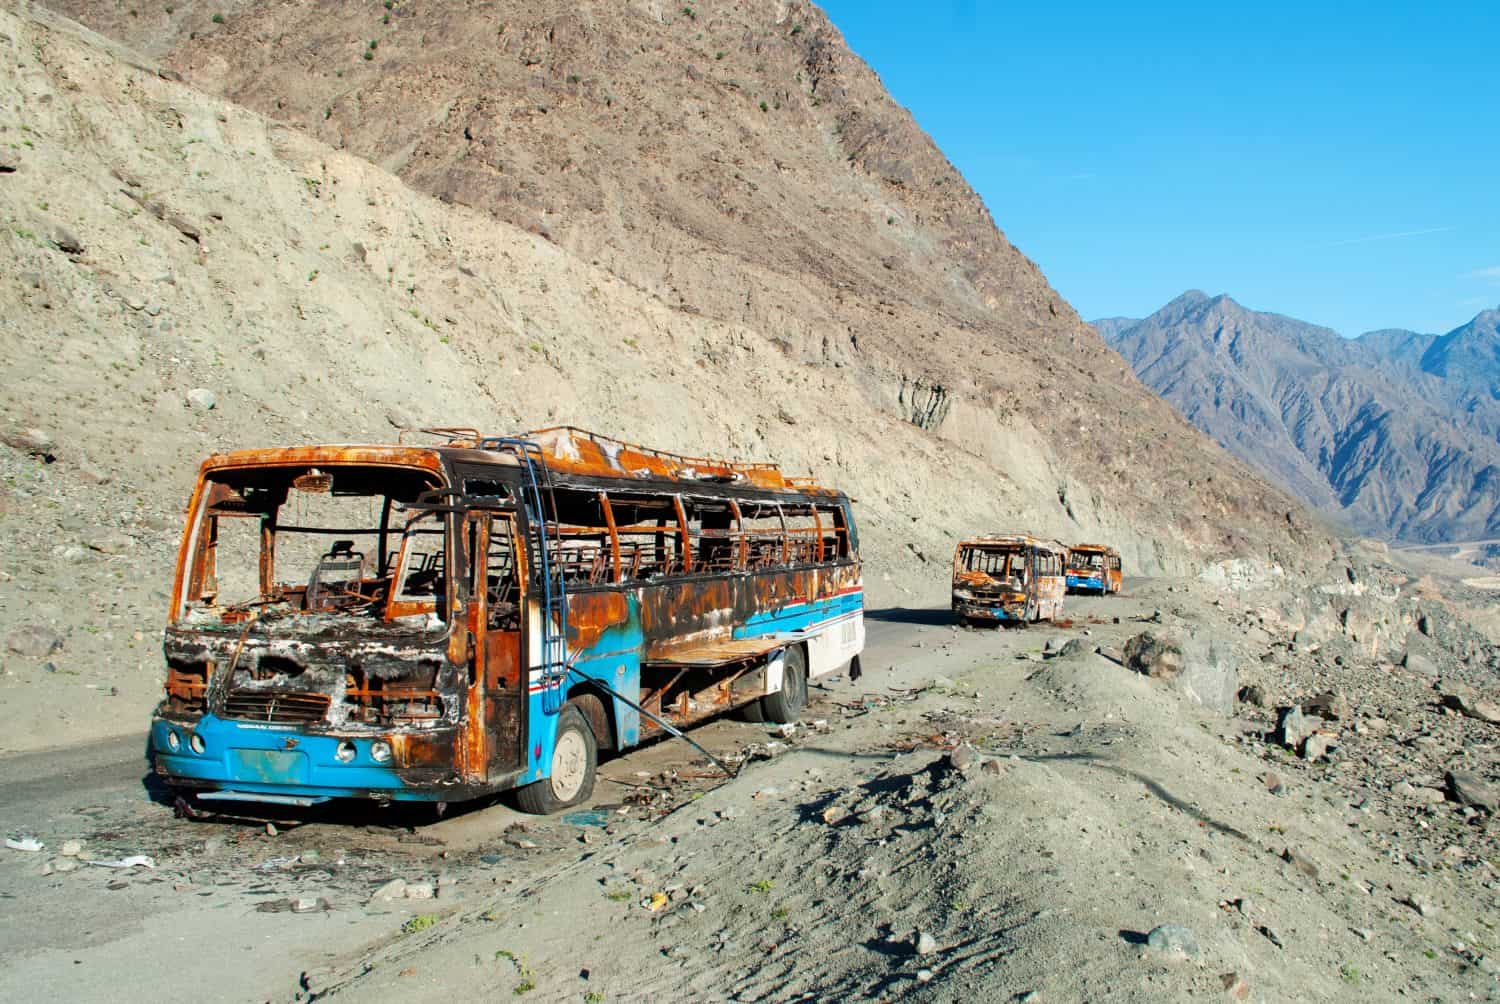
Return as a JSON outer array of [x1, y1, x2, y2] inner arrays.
[[1097, 293, 1500, 543]]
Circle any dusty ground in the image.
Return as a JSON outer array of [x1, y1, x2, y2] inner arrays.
[[2, 579, 1496, 1003]]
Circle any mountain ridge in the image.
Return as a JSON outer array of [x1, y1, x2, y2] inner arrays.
[[1100, 294, 1500, 542]]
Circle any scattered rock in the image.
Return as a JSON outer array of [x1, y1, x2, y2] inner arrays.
[[1400, 893, 1436, 918], [1445, 771, 1497, 812], [1303, 690, 1347, 720], [369, 878, 407, 902], [1043, 636, 1066, 657], [405, 882, 434, 900], [1281, 847, 1319, 880], [1262, 772, 1285, 796], [7, 625, 62, 658], [913, 930, 938, 956], [1145, 923, 1200, 960], [186, 388, 217, 411], [1124, 631, 1184, 680], [980, 758, 1003, 777], [60, 839, 82, 857], [51, 225, 84, 255], [1301, 733, 1332, 761], [916, 968, 933, 983]]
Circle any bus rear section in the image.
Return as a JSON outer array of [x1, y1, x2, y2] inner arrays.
[[1065, 544, 1122, 594], [951, 534, 1066, 626]]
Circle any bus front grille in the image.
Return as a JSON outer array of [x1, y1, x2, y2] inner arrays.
[[222, 691, 330, 724]]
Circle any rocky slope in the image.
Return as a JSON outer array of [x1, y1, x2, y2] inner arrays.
[[0, 5, 1333, 752], [41, 0, 1321, 568], [1102, 292, 1500, 544]]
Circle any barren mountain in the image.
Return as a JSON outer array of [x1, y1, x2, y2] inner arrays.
[[0, 4, 1331, 751], [42, 0, 1324, 569], [1103, 292, 1500, 543]]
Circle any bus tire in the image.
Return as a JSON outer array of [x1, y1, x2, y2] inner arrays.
[[514, 704, 597, 815], [761, 645, 807, 724]]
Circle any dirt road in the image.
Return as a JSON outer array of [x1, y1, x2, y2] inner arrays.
[[3, 587, 1495, 1003], [0, 603, 1004, 1000]]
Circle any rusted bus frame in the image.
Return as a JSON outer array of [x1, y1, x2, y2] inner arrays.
[[518, 475, 857, 591], [637, 658, 767, 736], [522, 426, 793, 489], [169, 446, 448, 626]]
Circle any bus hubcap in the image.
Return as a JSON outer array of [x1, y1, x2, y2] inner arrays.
[[552, 729, 586, 801]]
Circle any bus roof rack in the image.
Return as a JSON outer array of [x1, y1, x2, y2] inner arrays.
[[452, 425, 831, 493]]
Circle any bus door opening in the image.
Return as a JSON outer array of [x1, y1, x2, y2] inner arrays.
[[477, 513, 526, 776]]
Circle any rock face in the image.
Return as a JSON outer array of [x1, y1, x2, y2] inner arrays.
[[1101, 292, 1500, 543], [35, 0, 1330, 586]]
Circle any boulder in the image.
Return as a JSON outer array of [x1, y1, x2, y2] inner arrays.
[[1145, 923, 1200, 960], [1, 426, 55, 458], [1277, 706, 1324, 750], [1175, 636, 1238, 715], [7, 625, 62, 658], [1445, 772, 1497, 812], [1124, 631, 1237, 715], [1303, 690, 1347, 720], [186, 388, 217, 411], [1124, 631, 1184, 680], [1438, 682, 1500, 725]]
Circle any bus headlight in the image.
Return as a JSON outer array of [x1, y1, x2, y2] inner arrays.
[[370, 740, 393, 764], [189, 733, 206, 754], [166, 729, 181, 752], [335, 741, 357, 763]]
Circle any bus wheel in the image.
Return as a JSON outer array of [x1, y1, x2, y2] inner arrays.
[[761, 645, 807, 724], [515, 704, 597, 815]]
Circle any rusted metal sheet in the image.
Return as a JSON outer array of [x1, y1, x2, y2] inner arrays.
[[644, 637, 786, 667]]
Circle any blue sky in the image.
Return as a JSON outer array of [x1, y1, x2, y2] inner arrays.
[[817, 1, 1500, 337]]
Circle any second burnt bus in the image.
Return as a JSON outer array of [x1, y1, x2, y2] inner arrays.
[[1064, 543, 1122, 595], [951, 533, 1067, 626], [149, 427, 863, 814]]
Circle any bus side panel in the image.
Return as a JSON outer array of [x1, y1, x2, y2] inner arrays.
[[563, 589, 645, 750], [519, 590, 645, 785], [730, 564, 864, 681]]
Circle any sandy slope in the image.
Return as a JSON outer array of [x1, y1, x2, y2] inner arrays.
[[1, 2, 1202, 751]]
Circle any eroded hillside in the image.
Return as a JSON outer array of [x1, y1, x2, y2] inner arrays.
[[1, 4, 1329, 751], [43, 0, 1327, 568]]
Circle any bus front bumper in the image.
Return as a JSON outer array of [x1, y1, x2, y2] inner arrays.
[[1066, 574, 1105, 593], [953, 597, 1026, 622], [150, 715, 461, 802]]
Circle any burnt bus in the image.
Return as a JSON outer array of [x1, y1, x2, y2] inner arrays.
[[1065, 543, 1122, 595], [951, 533, 1066, 626], [151, 428, 863, 814]]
